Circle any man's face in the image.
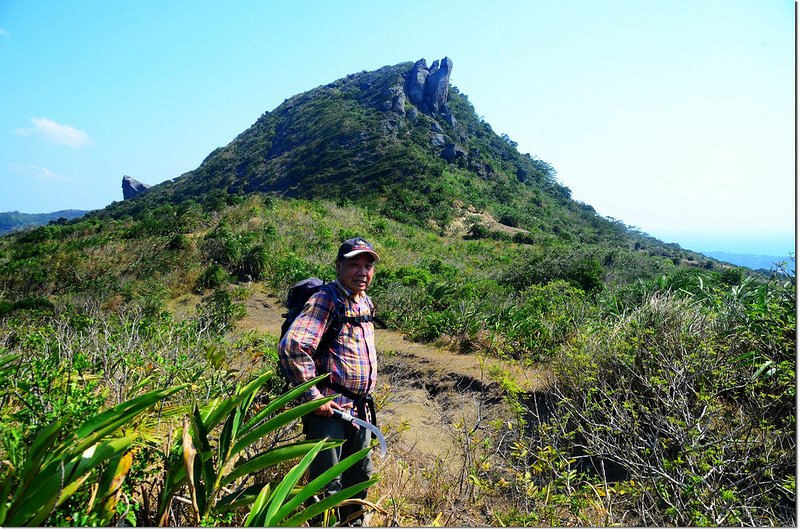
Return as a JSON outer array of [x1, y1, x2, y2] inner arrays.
[[336, 254, 375, 295]]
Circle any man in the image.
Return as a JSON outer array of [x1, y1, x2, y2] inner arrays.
[[278, 237, 380, 526]]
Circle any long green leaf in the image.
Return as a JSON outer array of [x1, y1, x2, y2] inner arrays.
[[201, 371, 273, 430], [243, 483, 272, 527], [189, 407, 215, 516], [222, 439, 342, 487], [270, 445, 373, 523], [280, 479, 379, 527], [263, 440, 326, 526], [127, 375, 153, 398], [241, 374, 330, 434], [230, 396, 333, 457], [8, 488, 57, 528], [214, 482, 268, 514], [0, 461, 15, 525], [70, 384, 187, 455], [9, 436, 135, 527], [244, 440, 326, 527], [0, 351, 22, 375], [218, 403, 241, 467], [753, 359, 775, 380], [57, 436, 136, 503], [15, 418, 64, 497]]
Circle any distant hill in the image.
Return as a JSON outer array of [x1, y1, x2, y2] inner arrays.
[[702, 250, 794, 272], [0, 209, 87, 235]]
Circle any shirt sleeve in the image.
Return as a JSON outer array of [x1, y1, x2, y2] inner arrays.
[[277, 289, 335, 401]]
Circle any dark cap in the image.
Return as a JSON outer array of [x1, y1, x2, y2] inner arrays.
[[337, 237, 379, 262]]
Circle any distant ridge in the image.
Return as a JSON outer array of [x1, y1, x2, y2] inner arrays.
[[702, 250, 794, 272], [0, 209, 87, 235]]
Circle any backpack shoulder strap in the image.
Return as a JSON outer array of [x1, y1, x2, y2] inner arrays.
[[314, 283, 346, 358], [363, 294, 388, 329]]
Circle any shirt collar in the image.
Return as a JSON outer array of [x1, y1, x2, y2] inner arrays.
[[334, 280, 364, 302]]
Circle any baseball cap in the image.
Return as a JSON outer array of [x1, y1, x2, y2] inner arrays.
[[337, 237, 380, 262]]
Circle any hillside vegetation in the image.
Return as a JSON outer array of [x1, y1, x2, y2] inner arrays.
[[0, 58, 795, 526]]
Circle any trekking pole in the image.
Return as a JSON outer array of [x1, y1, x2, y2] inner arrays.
[[331, 409, 388, 458]]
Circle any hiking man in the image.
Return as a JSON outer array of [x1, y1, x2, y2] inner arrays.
[[278, 237, 380, 526]]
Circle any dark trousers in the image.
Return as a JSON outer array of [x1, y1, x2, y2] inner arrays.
[[302, 413, 373, 501]]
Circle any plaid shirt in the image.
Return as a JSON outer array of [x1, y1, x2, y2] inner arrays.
[[278, 281, 377, 410]]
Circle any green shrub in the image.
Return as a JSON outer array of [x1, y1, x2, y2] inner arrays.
[[506, 246, 604, 294], [196, 264, 231, 291], [198, 288, 246, 334], [541, 289, 795, 526]]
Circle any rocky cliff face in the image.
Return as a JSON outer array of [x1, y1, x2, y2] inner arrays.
[[122, 175, 151, 200]]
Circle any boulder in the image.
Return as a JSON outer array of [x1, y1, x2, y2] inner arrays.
[[423, 57, 453, 114], [122, 175, 151, 200], [430, 133, 447, 147], [440, 142, 466, 163]]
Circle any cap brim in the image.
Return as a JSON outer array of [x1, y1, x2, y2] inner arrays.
[[342, 249, 380, 261]]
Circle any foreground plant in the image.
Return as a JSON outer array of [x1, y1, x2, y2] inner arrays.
[[0, 384, 187, 526], [157, 371, 376, 526]]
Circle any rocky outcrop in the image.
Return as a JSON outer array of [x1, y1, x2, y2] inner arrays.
[[440, 142, 466, 163], [424, 58, 453, 114], [122, 175, 151, 200], [406, 59, 429, 107], [380, 83, 407, 114], [405, 57, 453, 115]]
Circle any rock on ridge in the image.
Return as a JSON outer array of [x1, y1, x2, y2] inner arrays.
[[122, 175, 151, 200], [406, 59, 430, 107], [405, 57, 453, 115]]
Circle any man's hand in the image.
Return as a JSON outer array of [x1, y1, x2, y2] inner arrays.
[[314, 399, 343, 417]]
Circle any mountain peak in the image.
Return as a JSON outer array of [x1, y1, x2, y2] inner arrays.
[[103, 57, 560, 229]]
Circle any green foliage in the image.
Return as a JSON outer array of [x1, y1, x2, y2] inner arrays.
[[245, 442, 376, 527], [0, 55, 788, 525], [0, 304, 378, 526], [199, 288, 247, 334], [491, 281, 594, 361], [196, 263, 231, 291], [157, 372, 337, 524], [506, 245, 605, 295], [540, 276, 796, 526], [0, 384, 186, 526]]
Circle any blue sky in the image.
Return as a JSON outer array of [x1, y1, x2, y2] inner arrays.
[[0, 0, 795, 256]]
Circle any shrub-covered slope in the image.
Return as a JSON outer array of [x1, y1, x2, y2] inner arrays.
[[95, 59, 708, 265]]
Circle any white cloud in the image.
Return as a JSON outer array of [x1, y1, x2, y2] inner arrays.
[[9, 163, 68, 182], [27, 164, 64, 181], [16, 117, 91, 148]]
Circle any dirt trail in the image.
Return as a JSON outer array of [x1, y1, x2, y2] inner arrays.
[[236, 290, 548, 476]]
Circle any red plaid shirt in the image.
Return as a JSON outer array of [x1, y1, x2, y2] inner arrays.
[[278, 281, 377, 409]]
